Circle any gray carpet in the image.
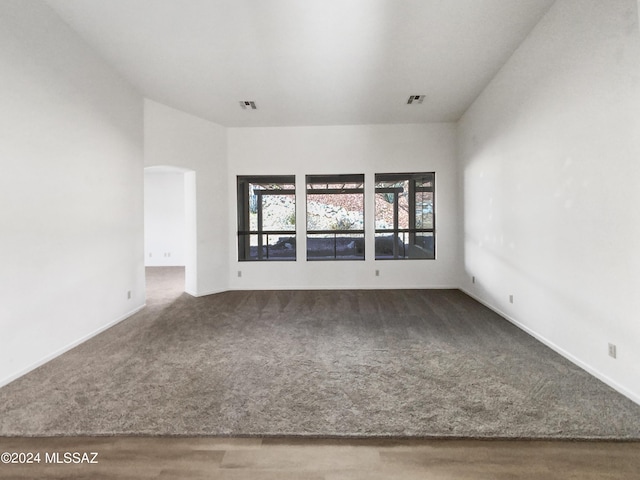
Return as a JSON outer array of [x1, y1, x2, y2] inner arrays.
[[1, 267, 640, 439]]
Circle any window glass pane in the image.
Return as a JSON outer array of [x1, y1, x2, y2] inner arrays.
[[374, 232, 434, 260], [375, 232, 408, 259], [416, 177, 434, 188], [374, 192, 389, 229], [375, 181, 409, 230], [409, 232, 435, 259], [374, 172, 435, 260], [253, 191, 295, 232], [237, 233, 296, 261], [415, 190, 433, 229], [306, 174, 364, 260], [238, 176, 296, 261], [307, 193, 363, 231], [307, 233, 365, 260]]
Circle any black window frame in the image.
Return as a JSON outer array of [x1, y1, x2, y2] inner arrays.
[[374, 172, 435, 260], [237, 175, 296, 261], [306, 174, 365, 261]]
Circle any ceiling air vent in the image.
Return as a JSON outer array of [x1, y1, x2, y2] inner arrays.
[[239, 100, 257, 110], [407, 95, 425, 105]]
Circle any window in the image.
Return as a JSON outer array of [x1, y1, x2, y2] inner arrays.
[[375, 173, 435, 260], [306, 174, 365, 260], [237, 176, 296, 261]]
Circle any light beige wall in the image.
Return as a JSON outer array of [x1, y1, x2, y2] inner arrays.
[[144, 99, 228, 296], [227, 123, 460, 289], [458, 0, 640, 403], [0, 0, 144, 386]]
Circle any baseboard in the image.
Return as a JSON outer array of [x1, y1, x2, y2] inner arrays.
[[460, 288, 640, 407], [187, 286, 462, 296], [191, 286, 461, 297], [0, 303, 146, 389], [186, 288, 228, 297], [227, 285, 461, 291]]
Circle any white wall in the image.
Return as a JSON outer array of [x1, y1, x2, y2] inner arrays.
[[144, 170, 186, 266], [144, 99, 228, 295], [0, 0, 144, 386], [458, 0, 640, 402], [227, 123, 459, 290]]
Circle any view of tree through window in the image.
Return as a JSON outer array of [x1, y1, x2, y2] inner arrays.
[[375, 173, 435, 260], [237, 176, 296, 261], [306, 174, 365, 260]]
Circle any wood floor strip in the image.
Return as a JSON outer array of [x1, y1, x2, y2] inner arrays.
[[0, 437, 638, 479]]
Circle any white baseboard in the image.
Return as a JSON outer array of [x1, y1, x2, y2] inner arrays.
[[460, 288, 640, 406], [0, 303, 146, 389], [192, 285, 461, 297], [227, 285, 461, 291], [187, 288, 227, 297]]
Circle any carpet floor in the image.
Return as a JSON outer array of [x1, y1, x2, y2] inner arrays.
[[1, 267, 639, 439]]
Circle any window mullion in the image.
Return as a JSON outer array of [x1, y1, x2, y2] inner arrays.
[[257, 190, 264, 260], [393, 192, 399, 259], [408, 179, 416, 247]]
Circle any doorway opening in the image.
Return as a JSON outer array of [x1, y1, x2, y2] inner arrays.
[[144, 166, 197, 299]]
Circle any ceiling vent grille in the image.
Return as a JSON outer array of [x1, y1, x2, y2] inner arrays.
[[407, 95, 425, 105], [239, 100, 257, 110]]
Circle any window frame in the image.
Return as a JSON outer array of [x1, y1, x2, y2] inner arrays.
[[306, 174, 365, 261], [374, 172, 435, 260], [237, 175, 296, 262]]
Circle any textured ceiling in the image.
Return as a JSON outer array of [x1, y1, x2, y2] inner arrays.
[[45, 0, 555, 127]]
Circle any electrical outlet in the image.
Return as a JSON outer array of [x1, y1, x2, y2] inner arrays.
[[608, 343, 617, 359], [509, 294, 514, 304], [237, 270, 242, 278], [375, 270, 380, 277]]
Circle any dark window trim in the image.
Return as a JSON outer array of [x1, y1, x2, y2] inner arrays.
[[305, 173, 364, 185], [374, 172, 435, 260], [237, 175, 296, 262], [306, 174, 365, 261], [307, 188, 365, 194], [239, 175, 297, 185]]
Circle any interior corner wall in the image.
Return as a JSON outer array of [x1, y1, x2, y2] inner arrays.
[[0, 1, 144, 386], [458, 0, 640, 403], [227, 123, 459, 290], [144, 99, 228, 296]]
